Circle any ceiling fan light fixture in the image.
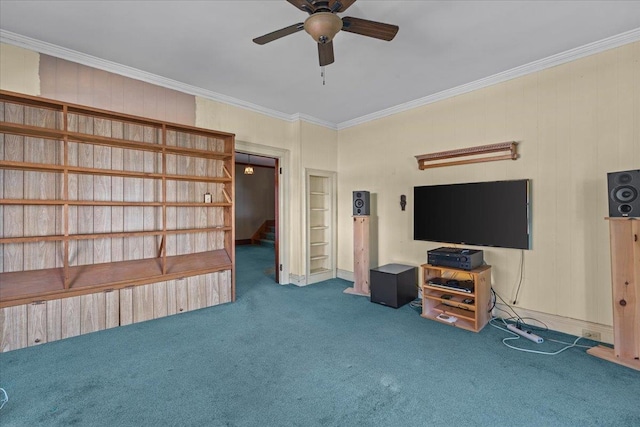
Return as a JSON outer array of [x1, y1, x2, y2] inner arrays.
[[304, 12, 343, 44]]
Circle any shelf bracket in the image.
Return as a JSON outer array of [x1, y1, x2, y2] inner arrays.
[[157, 236, 165, 258], [222, 188, 232, 204], [415, 142, 518, 170]]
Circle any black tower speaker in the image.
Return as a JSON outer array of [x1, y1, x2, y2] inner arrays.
[[608, 169, 640, 218], [353, 191, 370, 216]]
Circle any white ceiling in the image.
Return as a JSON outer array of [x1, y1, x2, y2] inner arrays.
[[1, 1, 639, 127]]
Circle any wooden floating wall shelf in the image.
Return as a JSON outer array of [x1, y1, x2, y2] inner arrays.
[[415, 142, 518, 170]]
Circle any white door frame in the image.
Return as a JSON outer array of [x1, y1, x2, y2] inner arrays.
[[235, 140, 290, 284]]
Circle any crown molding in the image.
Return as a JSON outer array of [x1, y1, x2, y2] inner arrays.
[[291, 113, 337, 130], [3, 27, 639, 132], [0, 29, 332, 128], [337, 27, 640, 130]]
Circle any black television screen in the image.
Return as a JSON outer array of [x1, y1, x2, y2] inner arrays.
[[413, 179, 531, 250]]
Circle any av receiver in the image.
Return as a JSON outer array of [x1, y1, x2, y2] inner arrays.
[[427, 247, 484, 271]]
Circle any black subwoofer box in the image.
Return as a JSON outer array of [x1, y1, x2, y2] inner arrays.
[[370, 264, 417, 309]]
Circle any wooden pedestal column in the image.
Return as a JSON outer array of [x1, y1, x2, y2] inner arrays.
[[344, 216, 370, 297], [587, 218, 640, 371]]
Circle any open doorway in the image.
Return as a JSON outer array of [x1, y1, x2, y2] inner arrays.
[[235, 151, 280, 282], [234, 141, 290, 285]]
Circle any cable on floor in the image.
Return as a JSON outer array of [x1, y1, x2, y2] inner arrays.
[[0, 388, 8, 410], [489, 317, 592, 355]]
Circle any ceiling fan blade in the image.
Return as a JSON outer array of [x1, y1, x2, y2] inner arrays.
[[318, 41, 335, 66], [341, 16, 399, 41], [329, 0, 357, 13], [287, 0, 314, 14], [253, 23, 305, 45]]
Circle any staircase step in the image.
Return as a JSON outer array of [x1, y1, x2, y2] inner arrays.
[[260, 239, 275, 247], [263, 232, 275, 240]]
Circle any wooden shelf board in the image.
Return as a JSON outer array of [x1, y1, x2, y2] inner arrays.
[[310, 242, 329, 246], [1, 227, 231, 244], [424, 293, 475, 311], [310, 192, 328, 195], [0, 161, 230, 183], [164, 122, 235, 139], [1, 122, 232, 160], [69, 230, 164, 240], [310, 226, 329, 230], [165, 173, 231, 183], [1, 199, 65, 206], [166, 202, 232, 207], [0, 267, 65, 302], [67, 131, 163, 153], [0, 199, 230, 207], [421, 312, 477, 332], [0, 250, 231, 307], [310, 255, 329, 261], [164, 145, 232, 160], [164, 250, 231, 276], [1, 92, 65, 110], [310, 267, 331, 275], [431, 303, 476, 322], [0, 160, 63, 174], [0, 235, 65, 244], [423, 284, 476, 298], [0, 122, 64, 140], [165, 226, 231, 235]]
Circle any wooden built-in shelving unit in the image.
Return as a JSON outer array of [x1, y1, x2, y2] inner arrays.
[[0, 90, 235, 309], [306, 170, 336, 283]]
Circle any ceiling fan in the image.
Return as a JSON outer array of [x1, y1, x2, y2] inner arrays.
[[253, 0, 399, 67]]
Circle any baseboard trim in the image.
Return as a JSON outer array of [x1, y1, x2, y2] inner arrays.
[[235, 239, 252, 245], [289, 274, 307, 287], [494, 303, 614, 344], [337, 269, 354, 282]]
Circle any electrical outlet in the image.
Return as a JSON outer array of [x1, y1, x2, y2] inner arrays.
[[582, 329, 601, 341]]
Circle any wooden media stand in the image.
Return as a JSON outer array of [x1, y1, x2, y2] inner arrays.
[[420, 263, 491, 332]]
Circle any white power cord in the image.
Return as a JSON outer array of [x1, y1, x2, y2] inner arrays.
[[490, 317, 592, 355], [0, 387, 7, 410]]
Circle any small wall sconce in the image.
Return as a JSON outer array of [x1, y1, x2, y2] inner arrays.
[[400, 195, 406, 211]]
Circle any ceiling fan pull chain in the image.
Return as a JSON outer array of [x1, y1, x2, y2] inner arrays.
[[321, 66, 326, 85]]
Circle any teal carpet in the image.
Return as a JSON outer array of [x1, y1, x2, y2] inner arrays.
[[1, 245, 639, 426]]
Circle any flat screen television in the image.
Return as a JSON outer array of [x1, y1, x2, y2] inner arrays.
[[413, 179, 531, 250]]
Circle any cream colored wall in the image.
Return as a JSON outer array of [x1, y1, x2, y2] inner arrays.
[[337, 41, 640, 326], [301, 121, 338, 171], [195, 99, 338, 278], [0, 44, 40, 94]]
